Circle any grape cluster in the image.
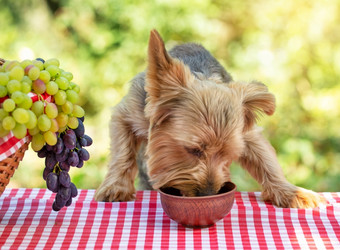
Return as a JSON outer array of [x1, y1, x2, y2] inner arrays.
[[0, 58, 84, 149], [38, 117, 92, 211], [0, 58, 92, 211]]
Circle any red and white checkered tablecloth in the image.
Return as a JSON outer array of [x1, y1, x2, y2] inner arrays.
[[0, 189, 339, 249]]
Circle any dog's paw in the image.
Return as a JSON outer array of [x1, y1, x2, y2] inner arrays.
[[94, 184, 136, 202], [289, 187, 327, 208], [263, 187, 327, 208]]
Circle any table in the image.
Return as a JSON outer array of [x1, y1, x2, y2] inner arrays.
[[0, 189, 339, 249]]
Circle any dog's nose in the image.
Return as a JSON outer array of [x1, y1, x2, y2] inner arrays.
[[196, 187, 216, 196]]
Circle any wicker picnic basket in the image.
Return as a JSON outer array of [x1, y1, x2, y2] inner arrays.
[[0, 58, 31, 195]]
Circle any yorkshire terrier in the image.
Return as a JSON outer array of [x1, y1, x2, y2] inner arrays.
[[95, 30, 324, 208]]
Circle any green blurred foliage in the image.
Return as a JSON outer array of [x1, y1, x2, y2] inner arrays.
[[1, 0, 339, 191]]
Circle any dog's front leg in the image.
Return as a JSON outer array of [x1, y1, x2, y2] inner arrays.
[[238, 128, 325, 208], [94, 106, 139, 202]]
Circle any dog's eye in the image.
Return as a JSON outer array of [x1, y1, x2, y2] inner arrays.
[[186, 147, 203, 158]]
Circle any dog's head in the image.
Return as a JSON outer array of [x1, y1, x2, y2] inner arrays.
[[144, 30, 275, 196]]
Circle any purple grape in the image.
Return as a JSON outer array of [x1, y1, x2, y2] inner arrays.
[[55, 193, 67, 207], [45, 152, 57, 170], [74, 119, 85, 137], [79, 137, 87, 147], [46, 172, 58, 193], [43, 167, 53, 180], [66, 129, 76, 137], [65, 197, 72, 207], [52, 201, 62, 211], [59, 161, 70, 172], [59, 171, 71, 188], [83, 135, 92, 146], [37, 146, 48, 158], [76, 141, 81, 150], [53, 137, 64, 154], [58, 186, 71, 201], [46, 144, 54, 151], [36, 58, 45, 63], [63, 130, 76, 149], [70, 182, 78, 198], [78, 148, 90, 161], [79, 116, 84, 122], [68, 151, 79, 166], [56, 148, 69, 162], [76, 160, 84, 168]]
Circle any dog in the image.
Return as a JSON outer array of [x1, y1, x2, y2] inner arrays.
[[94, 29, 325, 208]]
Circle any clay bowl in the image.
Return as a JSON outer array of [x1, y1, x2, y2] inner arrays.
[[158, 182, 236, 228]]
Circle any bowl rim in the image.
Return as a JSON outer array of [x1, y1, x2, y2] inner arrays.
[[157, 181, 236, 200]]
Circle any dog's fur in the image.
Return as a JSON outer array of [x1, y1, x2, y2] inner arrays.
[[95, 30, 324, 208]]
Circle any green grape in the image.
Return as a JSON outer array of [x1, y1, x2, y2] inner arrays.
[[22, 75, 32, 86], [5, 61, 20, 71], [18, 95, 33, 109], [21, 82, 31, 94], [27, 66, 40, 80], [56, 112, 68, 127], [61, 71, 73, 81], [24, 65, 33, 75], [0, 85, 7, 97], [2, 116, 16, 130], [12, 123, 27, 139], [33, 60, 44, 70], [7, 79, 21, 93], [55, 77, 69, 90], [45, 102, 58, 119], [20, 59, 33, 69], [62, 101, 73, 114], [58, 125, 67, 133], [66, 89, 79, 104], [25, 110, 37, 129], [11, 91, 24, 104], [31, 101, 44, 116], [0, 123, 10, 137], [32, 79, 46, 94], [0, 72, 9, 86], [0, 109, 8, 120], [46, 65, 60, 77], [37, 114, 51, 131], [44, 58, 60, 68], [69, 82, 76, 88], [67, 116, 79, 129], [39, 70, 51, 83], [72, 84, 80, 93], [3, 99, 16, 112], [46, 81, 59, 95], [54, 90, 67, 105], [72, 105, 85, 118], [50, 118, 59, 132], [44, 131, 57, 146], [1, 61, 9, 71], [28, 126, 39, 136], [12, 108, 30, 124], [9, 65, 24, 81], [31, 133, 45, 151]]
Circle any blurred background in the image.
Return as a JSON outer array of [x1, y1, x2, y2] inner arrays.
[[1, 0, 339, 192]]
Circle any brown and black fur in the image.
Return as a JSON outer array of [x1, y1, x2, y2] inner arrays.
[[95, 30, 325, 208]]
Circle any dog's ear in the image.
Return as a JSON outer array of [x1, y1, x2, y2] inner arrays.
[[145, 29, 194, 100], [229, 81, 276, 131], [145, 30, 194, 126]]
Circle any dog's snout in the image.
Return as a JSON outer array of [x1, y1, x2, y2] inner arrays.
[[196, 185, 217, 196]]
